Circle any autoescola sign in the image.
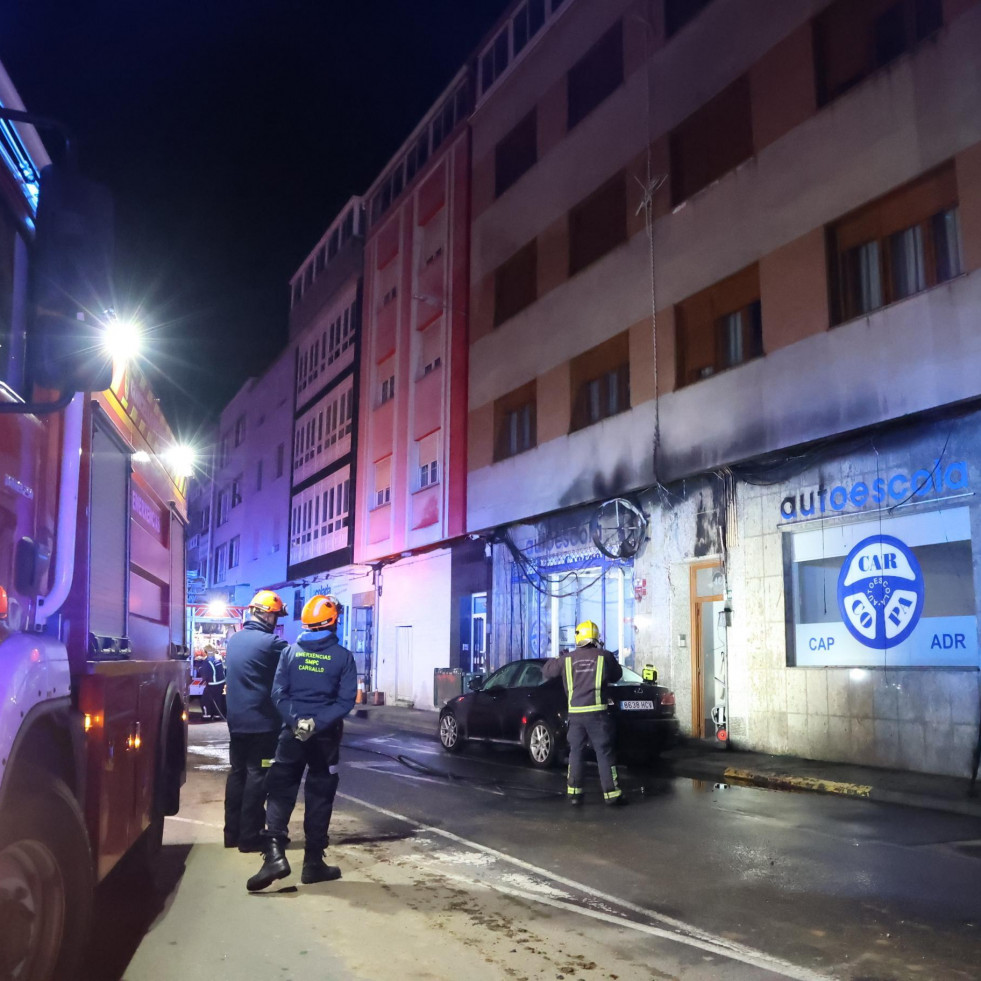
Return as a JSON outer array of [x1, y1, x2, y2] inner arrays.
[[780, 461, 968, 521]]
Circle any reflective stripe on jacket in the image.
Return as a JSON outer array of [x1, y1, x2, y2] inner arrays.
[[543, 644, 622, 714]]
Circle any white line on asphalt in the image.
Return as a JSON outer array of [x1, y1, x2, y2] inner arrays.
[[337, 791, 832, 981], [168, 816, 223, 829]]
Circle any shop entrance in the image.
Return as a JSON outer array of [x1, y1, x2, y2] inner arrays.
[[690, 561, 725, 739]]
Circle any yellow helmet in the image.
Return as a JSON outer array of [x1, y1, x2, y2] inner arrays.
[[574, 620, 599, 647], [249, 590, 286, 617], [301, 595, 340, 630]]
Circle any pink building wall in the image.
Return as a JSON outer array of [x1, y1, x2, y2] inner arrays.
[[354, 128, 470, 564]]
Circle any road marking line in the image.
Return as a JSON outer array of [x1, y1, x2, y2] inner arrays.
[[338, 791, 832, 981], [168, 816, 223, 829]]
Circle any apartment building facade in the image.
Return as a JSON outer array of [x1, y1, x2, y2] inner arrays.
[[208, 352, 294, 635], [466, 0, 981, 776], [354, 68, 486, 707], [286, 198, 374, 670]]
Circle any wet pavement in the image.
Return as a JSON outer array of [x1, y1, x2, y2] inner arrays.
[[78, 710, 981, 981]]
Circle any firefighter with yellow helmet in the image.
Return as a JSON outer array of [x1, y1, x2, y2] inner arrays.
[[543, 620, 625, 807], [223, 589, 289, 851], [247, 594, 357, 891]]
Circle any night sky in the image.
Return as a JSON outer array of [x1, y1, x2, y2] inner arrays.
[[0, 0, 510, 438]]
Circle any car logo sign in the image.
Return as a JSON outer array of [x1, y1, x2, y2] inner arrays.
[[837, 534, 924, 649]]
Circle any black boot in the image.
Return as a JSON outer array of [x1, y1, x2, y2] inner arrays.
[[301, 849, 341, 884], [246, 838, 291, 892]]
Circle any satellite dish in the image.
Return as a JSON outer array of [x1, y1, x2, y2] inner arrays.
[[590, 498, 647, 559]]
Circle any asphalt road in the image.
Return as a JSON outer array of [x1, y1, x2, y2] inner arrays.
[[79, 713, 981, 981]]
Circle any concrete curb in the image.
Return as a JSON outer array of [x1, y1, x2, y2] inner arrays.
[[721, 767, 872, 799]]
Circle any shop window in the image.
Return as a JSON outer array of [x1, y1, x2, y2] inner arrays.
[[669, 75, 753, 206], [569, 173, 627, 276], [567, 22, 624, 130], [829, 163, 961, 324], [786, 505, 977, 668], [675, 263, 763, 386], [664, 0, 716, 37], [495, 109, 537, 198], [570, 332, 630, 431], [494, 381, 537, 461], [814, 0, 943, 106], [494, 240, 538, 326]]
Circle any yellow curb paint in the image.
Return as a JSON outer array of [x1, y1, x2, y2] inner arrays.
[[723, 767, 872, 798]]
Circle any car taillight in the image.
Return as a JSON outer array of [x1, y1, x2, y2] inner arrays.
[[659, 692, 676, 715]]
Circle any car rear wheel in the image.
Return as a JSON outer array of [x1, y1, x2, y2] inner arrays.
[[439, 712, 465, 752], [527, 719, 558, 768]]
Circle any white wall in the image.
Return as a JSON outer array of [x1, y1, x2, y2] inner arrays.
[[374, 549, 452, 711]]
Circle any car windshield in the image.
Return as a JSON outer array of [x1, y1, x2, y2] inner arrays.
[[616, 665, 643, 683]]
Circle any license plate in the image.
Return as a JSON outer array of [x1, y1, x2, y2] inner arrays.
[[619, 700, 654, 711]]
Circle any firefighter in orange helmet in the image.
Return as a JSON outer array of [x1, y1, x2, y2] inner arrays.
[[222, 590, 288, 851], [247, 595, 357, 891]]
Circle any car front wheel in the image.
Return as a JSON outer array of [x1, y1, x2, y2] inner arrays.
[[439, 712, 465, 752], [527, 719, 558, 768]]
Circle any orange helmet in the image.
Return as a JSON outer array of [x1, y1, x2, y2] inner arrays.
[[249, 590, 286, 617], [301, 595, 340, 630]]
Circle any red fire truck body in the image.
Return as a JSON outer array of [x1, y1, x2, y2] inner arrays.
[[0, 65, 188, 978]]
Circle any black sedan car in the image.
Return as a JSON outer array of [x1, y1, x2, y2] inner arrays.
[[438, 658, 679, 767]]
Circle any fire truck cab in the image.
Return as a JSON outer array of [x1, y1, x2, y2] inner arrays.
[[0, 64, 189, 979]]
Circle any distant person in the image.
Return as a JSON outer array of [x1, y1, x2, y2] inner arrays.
[[247, 595, 357, 891], [201, 645, 226, 721], [543, 620, 624, 808], [223, 590, 289, 852]]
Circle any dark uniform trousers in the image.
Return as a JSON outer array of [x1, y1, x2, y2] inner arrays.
[[263, 720, 343, 851], [224, 730, 280, 846], [567, 713, 621, 801]]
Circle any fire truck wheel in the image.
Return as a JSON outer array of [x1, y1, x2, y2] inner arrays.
[[0, 780, 93, 981]]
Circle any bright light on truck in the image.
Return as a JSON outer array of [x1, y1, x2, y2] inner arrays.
[[102, 313, 142, 365], [165, 444, 196, 478], [207, 599, 228, 618]]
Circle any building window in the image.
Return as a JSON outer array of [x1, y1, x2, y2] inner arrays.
[[814, 0, 943, 106], [570, 332, 630, 432], [216, 488, 230, 526], [829, 163, 962, 325], [218, 433, 230, 468], [494, 381, 537, 461], [495, 110, 537, 198], [231, 476, 243, 508], [569, 173, 627, 277], [418, 322, 443, 379], [567, 22, 623, 130], [373, 456, 392, 508], [293, 381, 355, 479], [214, 543, 228, 583], [669, 75, 753, 206], [229, 535, 240, 569], [664, 0, 716, 37], [494, 240, 537, 326], [276, 443, 285, 478], [513, 0, 546, 55], [675, 263, 763, 387], [415, 432, 440, 490], [379, 373, 395, 405]]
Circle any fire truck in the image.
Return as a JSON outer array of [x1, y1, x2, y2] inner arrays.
[[0, 66, 189, 978]]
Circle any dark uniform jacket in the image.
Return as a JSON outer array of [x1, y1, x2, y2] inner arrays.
[[224, 621, 288, 733], [543, 643, 622, 714], [273, 630, 357, 733]]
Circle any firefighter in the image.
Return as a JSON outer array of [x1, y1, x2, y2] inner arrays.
[[543, 620, 625, 807], [223, 589, 289, 852], [247, 595, 357, 892], [201, 645, 226, 720]]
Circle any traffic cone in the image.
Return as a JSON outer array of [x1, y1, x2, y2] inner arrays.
[[356, 678, 365, 705]]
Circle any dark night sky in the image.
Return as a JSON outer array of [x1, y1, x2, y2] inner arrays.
[[0, 0, 510, 439]]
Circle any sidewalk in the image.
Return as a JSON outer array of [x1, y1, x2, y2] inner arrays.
[[350, 703, 981, 819]]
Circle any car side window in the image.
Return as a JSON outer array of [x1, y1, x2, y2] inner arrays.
[[483, 663, 519, 689], [515, 663, 544, 687]]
